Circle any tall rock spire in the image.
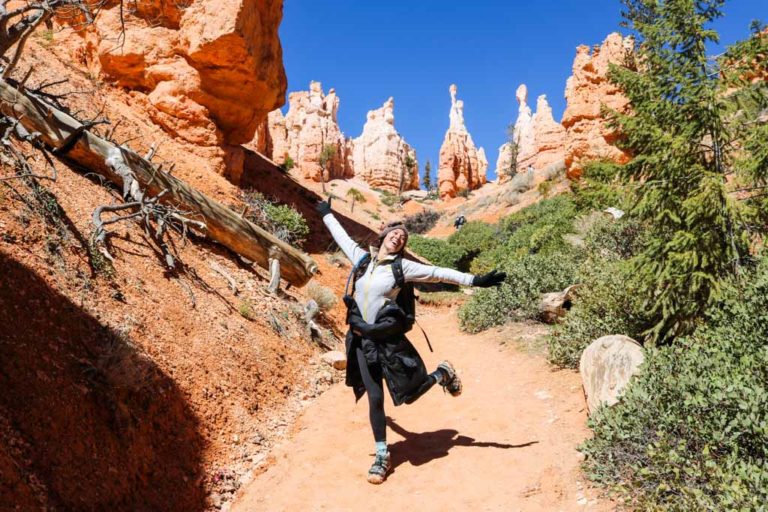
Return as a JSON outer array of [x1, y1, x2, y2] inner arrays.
[[351, 98, 419, 193], [438, 84, 488, 199]]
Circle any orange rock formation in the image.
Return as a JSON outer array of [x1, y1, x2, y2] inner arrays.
[[438, 85, 488, 199], [351, 97, 419, 193], [561, 32, 632, 179], [264, 81, 353, 182], [59, 0, 287, 175], [257, 89, 418, 193], [496, 86, 566, 181]]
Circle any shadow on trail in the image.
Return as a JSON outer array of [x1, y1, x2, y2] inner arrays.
[[386, 418, 538, 470]]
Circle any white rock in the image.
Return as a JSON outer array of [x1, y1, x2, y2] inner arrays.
[[579, 335, 644, 415]]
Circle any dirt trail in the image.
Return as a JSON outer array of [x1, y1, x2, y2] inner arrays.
[[232, 308, 612, 512]]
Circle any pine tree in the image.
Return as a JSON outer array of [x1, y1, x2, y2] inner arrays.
[[607, 0, 766, 342], [720, 21, 768, 227], [346, 187, 365, 213], [423, 160, 432, 191], [504, 123, 519, 180], [319, 144, 336, 194]]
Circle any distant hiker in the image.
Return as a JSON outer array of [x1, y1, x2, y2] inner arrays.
[[454, 214, 467, 231], [316, 199, 506, 484]]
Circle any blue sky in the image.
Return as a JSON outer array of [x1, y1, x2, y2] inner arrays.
[[280, 0, 766, 183]]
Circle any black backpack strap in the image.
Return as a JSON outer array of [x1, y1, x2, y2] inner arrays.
[[345, 253, 371, 297], [416, 321, 433, 353], [391, 256, 433, 352], [391, 256, 405, 289]]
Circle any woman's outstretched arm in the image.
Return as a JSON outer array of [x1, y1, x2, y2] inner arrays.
[[402, 260, 506, 287], [317, 201, 367, 264]]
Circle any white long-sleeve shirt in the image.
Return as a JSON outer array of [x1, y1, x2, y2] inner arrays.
[[323, 213, 474, 323]]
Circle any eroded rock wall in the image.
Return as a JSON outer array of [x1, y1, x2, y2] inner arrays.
[[438, 85, 488, 199]]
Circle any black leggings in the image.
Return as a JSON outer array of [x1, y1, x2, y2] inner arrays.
[[355, 347, 437, 443], [356, 347, 387, 442]]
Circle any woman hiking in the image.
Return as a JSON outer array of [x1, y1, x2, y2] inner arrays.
[[316, 199, 506, 484]]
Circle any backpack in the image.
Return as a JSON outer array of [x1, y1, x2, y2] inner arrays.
[[345, 253, 433, 352]]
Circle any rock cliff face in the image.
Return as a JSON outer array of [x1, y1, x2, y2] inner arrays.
[[263, 81, 352, 182], [496, 86, 565, 181], [562, 32, 632, 179], [438, 85, 488, 199], [60, 0, 287, 174], [351, 98, 419, 193]]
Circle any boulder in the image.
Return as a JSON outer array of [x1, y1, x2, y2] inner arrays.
[[320, 351, 347, 371], [579, 335, 644, 415], [438, 84, 488, 199], [538, 285, 579, 324], [59, 0, 287, 149]]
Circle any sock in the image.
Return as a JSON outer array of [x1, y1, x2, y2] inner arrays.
[[430, 369, 445, 385], [375, 441, 388, 456]]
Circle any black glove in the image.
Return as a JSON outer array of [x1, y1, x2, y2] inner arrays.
[[316, 198, 332, 217], [472, 269, 507, 288]]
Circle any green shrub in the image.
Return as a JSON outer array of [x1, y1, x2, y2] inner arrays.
[[279, 155, 295, 172], [457, 196, 584, 333], [448, 221, 498, 253], [242, 190, 310, 248], [263, 203, 309, 247], [238, 300, 256, 320], [447, 221, 499, 270], [548, 215, 650, 368], [507, 170, 534, 193], [572, 160, 630, 213], [408, 235, 467, 270], [306, 281, 337, 311], [403, 210, 440, 234], [537, 180, 553, 198], [582, 216, 646, 260], [548, 260, 650, 368], [378, 190, 399, 207], [499, 194, 577, 236], [472, 195, 578, 273], [581, 258, 768, 510], [459, 250, 581, 333]]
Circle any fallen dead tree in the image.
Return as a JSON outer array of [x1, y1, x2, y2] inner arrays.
[[0, 79, 317, 286]]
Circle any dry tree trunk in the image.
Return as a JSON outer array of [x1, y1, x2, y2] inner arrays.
[[0, 80, 317, 286], [267, 245, 281, 294]]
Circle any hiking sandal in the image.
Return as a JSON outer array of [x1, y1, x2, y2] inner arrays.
[[367, 452, 391, 484], [437, 361, 462, 397]]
